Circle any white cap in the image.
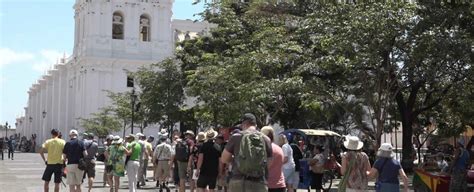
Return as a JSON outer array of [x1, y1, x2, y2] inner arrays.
[[69, 129, 78, 136]]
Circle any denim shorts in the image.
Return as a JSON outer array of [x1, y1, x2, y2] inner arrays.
[[376, 182, 400, 192], [283, 168, 297, 186]]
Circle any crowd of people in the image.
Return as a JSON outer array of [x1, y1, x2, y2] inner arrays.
[[35, 112, 471, 192]]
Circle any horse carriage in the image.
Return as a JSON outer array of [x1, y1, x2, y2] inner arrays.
[[281, 129, 342, 191]]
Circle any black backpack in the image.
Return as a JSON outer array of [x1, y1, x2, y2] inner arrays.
[[175, 140, 189, 162]]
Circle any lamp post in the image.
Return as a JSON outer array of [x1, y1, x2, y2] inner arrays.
[[5, 121, 8, 138], [42, 111, 46, 144], [130, 88, 137, 134]]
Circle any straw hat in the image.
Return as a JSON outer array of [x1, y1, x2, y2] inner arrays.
[[196, 132, 206, 142], [185, 130, 195, 136], [205, 129, 218, 140], [343, 136, 364, 151], [159, 129, 169, 136]]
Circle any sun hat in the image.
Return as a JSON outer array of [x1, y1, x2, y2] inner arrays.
[[196, 132, 206, 142], [159, 129, 169, 138], [113, 138, 123, 145], [136, 133, 144, 137], [185, 130, 195, 136], [205, 129, 218, 140], [343, 136, 364, 151], [126, 134, 136, 140], [377, 143, 394, 158]]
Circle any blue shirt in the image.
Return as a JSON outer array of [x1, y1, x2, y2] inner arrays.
[[63, 138, 85, 164], [454, 148, 470, 171], [374, 157, 402, 184]]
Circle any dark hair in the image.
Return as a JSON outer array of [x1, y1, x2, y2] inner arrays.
[[315, 145, 324, 152], [240, 113, 257, 125], [51, 129, 59, 136]]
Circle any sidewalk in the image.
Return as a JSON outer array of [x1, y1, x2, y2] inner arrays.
[[1, 152, 416, 191]]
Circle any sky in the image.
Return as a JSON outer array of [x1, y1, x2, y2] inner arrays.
[[0, 0, 205, 128]]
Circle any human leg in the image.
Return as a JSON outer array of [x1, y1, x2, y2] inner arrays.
[[177, 161, 188, 192], [53, 182, 60, 192], [127, 161, 140, 192], [114, 176, 120, 192], [44, 181, 50, 192]]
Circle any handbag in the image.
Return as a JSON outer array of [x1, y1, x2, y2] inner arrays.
[[78, 141, 93, 170], [338, 155, 356, 192], [78, 158, 87, 170]]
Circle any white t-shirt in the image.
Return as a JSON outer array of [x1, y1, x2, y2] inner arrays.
[[282, 143, 295, 170]]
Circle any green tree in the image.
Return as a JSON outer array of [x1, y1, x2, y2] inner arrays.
[[135, 58, 185, 132], [79, 107, 122, 138], [106, 90, 144, 135], [298, 2, 472, 171]]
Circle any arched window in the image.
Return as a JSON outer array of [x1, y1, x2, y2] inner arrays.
[[139, 14, 150, 42], [112, 12, 124, 40]]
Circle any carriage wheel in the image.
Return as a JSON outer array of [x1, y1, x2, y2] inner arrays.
[[321, 170, 333, 191]]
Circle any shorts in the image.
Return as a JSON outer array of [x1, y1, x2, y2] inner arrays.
[[155, 160, 170, 179], [291, 171, 300, 188], [283, 168, 297, 186], [66, 164, 84, 185], [177, 161, 188, 180], [229, 179, 267, 192], [84, 160, 96, 178], [197, 175, 217, 189], [268, 188, 286, 192], [42, 164, 63, 183]]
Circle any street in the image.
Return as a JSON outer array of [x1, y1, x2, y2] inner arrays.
[[0, 152, 414, 192]]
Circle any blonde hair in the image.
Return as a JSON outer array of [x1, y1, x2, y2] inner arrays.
[[261, 126, 274, 142], [278, 134, 288, 146]]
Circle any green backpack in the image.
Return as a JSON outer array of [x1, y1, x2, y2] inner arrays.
[[237, 131, 267, 178]]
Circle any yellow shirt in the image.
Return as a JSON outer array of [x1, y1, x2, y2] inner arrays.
[[144, 141, 153, 160], [42, 138, 66, 164]]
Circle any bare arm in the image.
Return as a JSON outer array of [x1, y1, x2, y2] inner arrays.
[[147, 145, 153, 160], [399, 168, 409, 192], [367, 167, 378, 178], [341, 154, 347, 175], [221, 149, 233, 164], [124, 146, 132, 155], [39, 147, 47, 164]]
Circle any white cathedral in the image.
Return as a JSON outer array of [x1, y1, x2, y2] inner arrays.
[[15, 0, 212, 146]]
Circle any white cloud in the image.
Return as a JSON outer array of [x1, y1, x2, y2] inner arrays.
[[0, 48, 35, 68], [0, 47, 67, 73], [31, 50, 66, 73]]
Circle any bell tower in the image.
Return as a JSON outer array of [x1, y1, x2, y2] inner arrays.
[[72, 0, 174, 61]]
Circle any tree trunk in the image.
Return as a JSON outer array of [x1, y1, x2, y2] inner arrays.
[[400, 112, 414, 172], [396, 90, 416, 173]]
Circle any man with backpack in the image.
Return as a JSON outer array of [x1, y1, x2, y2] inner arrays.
[[175, 130, 195, 192], [7, 136, 16, 160], [221, 113, 273, 192], [83, 133, 98, 192], [153, 137, 174, 191]]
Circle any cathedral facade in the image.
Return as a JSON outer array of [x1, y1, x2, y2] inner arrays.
[[15, 0, 211, 145]]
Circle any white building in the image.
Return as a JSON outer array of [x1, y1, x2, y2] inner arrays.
[[15, 0, 212, 146]]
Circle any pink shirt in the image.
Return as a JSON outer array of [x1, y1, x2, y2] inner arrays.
[[268, 143, 286, 189]]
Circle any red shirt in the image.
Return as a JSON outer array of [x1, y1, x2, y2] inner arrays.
[[268, 143, 286, 189]]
